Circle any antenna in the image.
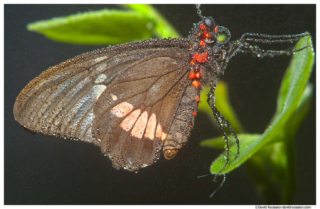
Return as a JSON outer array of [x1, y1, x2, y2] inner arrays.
[[196, 4, 204, 20]]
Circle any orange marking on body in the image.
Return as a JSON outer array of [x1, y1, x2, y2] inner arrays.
[[203, 31, 211, 38], [189, 72, 196, 80], [214, 26, 218, 33], [200, 40, 206, 47], [195, 71, 202, 79], [161, 133, 167, 141], [192, 80, 201, 88], [120, 109, 141, 131], [193, 111, 197, 116], [189, 124, 193, 128], [198, 33, 202, 37], [164, 149, 179, 160], [195, 96, 200, 102], [190, 60, 195, 65], [111, 102, 133, 117], [144, 113, 157, 140], [199, 24, 207, 30], [193, 52, 209, 63], [131, 111, 148, 139]]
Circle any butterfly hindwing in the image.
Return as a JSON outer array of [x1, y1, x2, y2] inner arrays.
[[92, 47, 199, 171]]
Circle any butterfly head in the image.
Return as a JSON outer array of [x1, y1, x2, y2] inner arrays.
[[194, 5, 231, 46]]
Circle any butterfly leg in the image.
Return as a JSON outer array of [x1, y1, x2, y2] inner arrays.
[[210, 174, 226, 198], [230, 32, 311, 58], [207, 83, 240, 181]]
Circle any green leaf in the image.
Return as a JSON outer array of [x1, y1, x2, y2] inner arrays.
[[200, 134, 261, 149], [208, 36, 314, 175], [245, 152, 281, 204], [246, 83, 313, 204], [126, 4, 181, 38], [276, 36, 314, 116], [292, 83, 314, 132], [280, 83, 313, 204], [27, 9, 155, 45]]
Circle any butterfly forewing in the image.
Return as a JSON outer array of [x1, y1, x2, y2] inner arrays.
[[13, 39, 200, 171]]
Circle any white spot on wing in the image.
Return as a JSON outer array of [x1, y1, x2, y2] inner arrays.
[[94, 74, 107, 83], [92, 85, 106, 99], [110, 93, 118, 101], [94, 56, 108, 63]]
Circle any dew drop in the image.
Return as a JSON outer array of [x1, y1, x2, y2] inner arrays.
[[147, 22, 153, 30]]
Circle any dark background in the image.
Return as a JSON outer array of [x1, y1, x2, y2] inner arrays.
[[5, 5, 316, 205]]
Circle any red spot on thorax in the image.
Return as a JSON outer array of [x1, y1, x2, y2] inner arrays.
[[190, 60, 195, 65], [200, 24, 207, 30], [214, 26, 218, 33], [193, 52, 209, 63], [195, 71, 202, 79], [203, 31, 211, 38], [193, 111, 197, 116], [189, 72, 196, 79], [192, 80, 201, 88], [195, 96, 200, 102], [200, 40, 206, 47]]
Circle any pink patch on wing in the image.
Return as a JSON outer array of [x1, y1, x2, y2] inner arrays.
[[156, 124, 162, 138], [120, 109, 141, 131], [111, 102, 133, 117], [156, 123, 167, 141], [161, 133, 167, 141], [131, 111, 148, 139], [144, 113, 157, 140]]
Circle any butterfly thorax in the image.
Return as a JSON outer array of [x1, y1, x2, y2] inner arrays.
[[187, 17, 232, 88]]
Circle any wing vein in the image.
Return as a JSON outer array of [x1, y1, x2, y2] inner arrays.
[[31, 72, 90, 130]]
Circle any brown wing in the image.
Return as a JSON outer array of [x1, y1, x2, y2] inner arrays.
[[13, 39, 199, 172]]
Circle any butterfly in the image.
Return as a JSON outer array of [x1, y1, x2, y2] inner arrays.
[[13, 4, 310, 180]]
